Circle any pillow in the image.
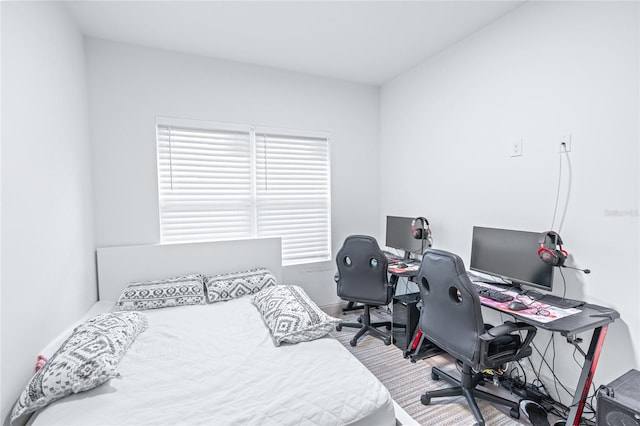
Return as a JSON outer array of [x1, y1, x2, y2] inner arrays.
[[116, 274, 206, 311], [11, 312, 147, 422], [204, 267, 276, 303], [252, 285, 339, 346]]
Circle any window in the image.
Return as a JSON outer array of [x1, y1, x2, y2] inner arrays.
[[156, 118, 331, 266]]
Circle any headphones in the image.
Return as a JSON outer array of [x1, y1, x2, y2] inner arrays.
[[411, 217, 432, 243], [537, 231, 568, 267]]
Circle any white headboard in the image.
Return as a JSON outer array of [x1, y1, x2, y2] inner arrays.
[[96, 238, 282, 302]]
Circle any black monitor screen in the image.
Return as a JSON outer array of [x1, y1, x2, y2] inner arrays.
[[470, 226, 554, 291], [385, 216, 424, 255]]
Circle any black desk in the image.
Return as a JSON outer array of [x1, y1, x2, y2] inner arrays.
[[485, 296, 619, 426], [390, 262, 620, 426], [386, 258, 420, 281]]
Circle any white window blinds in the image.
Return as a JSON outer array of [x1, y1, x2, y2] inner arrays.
[[157, 118, 331, 266], [255, 131, 331, 265]]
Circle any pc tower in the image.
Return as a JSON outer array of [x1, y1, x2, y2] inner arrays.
[[597, 369, 640, 425], [392, 293, 420, 351]]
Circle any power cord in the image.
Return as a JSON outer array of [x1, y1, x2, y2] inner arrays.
[[550, 148, 573, 233], [558, 267, 568, 299]]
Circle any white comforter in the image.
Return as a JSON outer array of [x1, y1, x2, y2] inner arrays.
[[28, 297, 395, 426]]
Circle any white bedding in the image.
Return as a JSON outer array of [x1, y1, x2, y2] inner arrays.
[[28, 297, 395, 426]]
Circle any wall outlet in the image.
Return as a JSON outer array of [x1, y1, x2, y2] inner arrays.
[[511, 139, 523, 157], [559, 133, 572, 153]]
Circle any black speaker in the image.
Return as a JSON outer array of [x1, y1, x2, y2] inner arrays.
[[392, 293, 420, 351], [597, 369, 640, 426]]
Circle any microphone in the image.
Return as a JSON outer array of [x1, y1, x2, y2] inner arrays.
[[561, 265, 591, 274]]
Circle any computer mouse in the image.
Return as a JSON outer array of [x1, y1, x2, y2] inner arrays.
[[507, 301, 529, 311], [397, 263, 408, 268]]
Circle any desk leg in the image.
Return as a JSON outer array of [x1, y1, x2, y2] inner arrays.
[[389, 274, 399, 287], [565, 325, 608, 426]]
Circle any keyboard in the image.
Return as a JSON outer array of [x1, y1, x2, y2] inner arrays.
[[538, 294, 584, 309], [472, 282, 514, 303]]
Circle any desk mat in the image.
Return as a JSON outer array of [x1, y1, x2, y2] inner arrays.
[[475, 283, 581, 324]]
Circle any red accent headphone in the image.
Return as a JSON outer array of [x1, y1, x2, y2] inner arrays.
[[537, 231, 568, 266], [411, 217, 431, 241]]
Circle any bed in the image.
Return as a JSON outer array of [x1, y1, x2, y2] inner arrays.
[[12, 238, 396, 426]]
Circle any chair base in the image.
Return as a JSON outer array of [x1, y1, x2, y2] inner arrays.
[[421, 365, 520, 426], [336, 305, 392, 346]]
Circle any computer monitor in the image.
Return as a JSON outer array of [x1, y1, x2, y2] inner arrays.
[[385, 216, 424, 257], [469, 226, 554, 291]]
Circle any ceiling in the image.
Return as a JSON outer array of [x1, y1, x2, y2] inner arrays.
[[65, 1, 526, 86]]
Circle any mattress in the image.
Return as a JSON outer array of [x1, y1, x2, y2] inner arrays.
[[27, 297, 395, 426]]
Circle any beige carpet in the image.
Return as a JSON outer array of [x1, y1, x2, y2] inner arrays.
[[331, 317, 530, 426]]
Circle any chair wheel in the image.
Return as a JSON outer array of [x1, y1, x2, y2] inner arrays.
[[336, 324, 342, 331], [431, 371, 440, 380], [510, 407, 520, 419], [357, 316, 362, 323], [384, 337, 392, 345], [421, 395, 431, 405], [350, 339, 357, 347]]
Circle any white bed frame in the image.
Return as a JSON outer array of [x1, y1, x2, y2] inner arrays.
[[96, 237, 282, 302], [28, 236, 402, 426]]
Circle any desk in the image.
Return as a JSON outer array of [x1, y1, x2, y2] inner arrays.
[[397, 268, 619, 426], [386, 256, 420, 296], [386, 257, 420, 281], [479, 288, 619, 426]]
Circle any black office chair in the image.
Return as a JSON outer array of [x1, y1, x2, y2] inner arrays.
[[416, 249, 537, 425], [335, 235, 395, 346]]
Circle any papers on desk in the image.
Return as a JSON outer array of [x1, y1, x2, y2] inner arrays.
[[476, 283, 580, 323]]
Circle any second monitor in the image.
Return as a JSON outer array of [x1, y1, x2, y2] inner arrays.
[[386, 216, 427, 258]]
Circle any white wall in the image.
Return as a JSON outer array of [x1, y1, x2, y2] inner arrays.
[[380, 0, 639, 403], [0, 2, 96, 423], [84, 39, 380, 308]]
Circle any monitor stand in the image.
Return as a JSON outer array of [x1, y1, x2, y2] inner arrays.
[[403, 251, 416, 262]]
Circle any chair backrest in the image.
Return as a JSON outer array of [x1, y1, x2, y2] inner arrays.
[[336, 235, 391, 305], [417, 249, 485, 365]]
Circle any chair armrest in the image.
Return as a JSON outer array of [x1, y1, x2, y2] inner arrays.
[[479, 321, 536, 340], [480, 321, 537, 361]]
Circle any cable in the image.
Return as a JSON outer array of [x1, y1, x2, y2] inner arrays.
[[558, 151, 573, 234], [551, 336, 560, 401], [550, 154, 562, 230], [558, 266, 568, 298], [549, 147, 573, 234], [530, 337, 574, 398], [536, 334, 553, 383]]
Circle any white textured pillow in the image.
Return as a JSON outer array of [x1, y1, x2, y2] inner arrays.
[[204, 267, 276, 303], [11, 312, 147, 422], [252, 285, 339, 346], [116, 274, 206, 311]]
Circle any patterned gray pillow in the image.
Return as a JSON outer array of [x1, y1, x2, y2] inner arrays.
[[204, 267, 276, 303], [252, 285, 339, 346], [116, 274, 206, 311], [11, 312, 148, 422]]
